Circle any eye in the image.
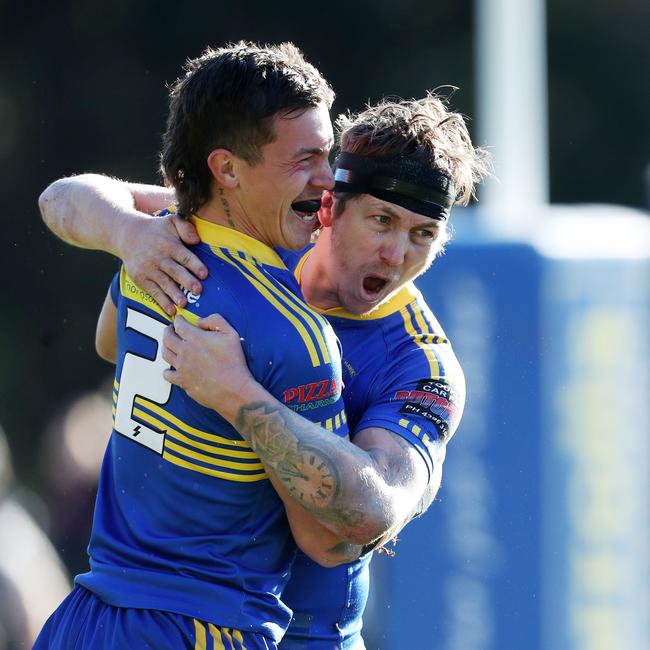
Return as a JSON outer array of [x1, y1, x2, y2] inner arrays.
[[373, 214, 391, 225], [415, 228, 435, 239]]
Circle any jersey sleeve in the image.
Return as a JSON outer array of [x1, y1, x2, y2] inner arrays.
[[353, 342, 465, 481], [109, 269, 121, 306]]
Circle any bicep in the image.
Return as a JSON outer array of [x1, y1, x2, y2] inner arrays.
[[354, 426, 430, 493], [95, 289, 118, 363], [353, 426, 433, 535]]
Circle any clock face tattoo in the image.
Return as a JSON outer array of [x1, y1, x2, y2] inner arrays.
[[283, 445, 339, 507]]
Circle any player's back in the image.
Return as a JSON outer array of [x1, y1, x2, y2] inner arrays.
[[78, 217, 348, 644]]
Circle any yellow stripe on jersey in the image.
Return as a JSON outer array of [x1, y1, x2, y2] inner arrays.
[[132, 407, 259, 460], [120, 269, 169, 320], [206, 624, 248, 650], [163, 452, 267, 482], [113, 378, 119, 390], [134, 397, 253, 450], [194, 620, 207, 650], [165, 439, 264, 472], [398, 417, 436, 451], [399, 305, 441, 378], [412, 304, 436, 345], [314, 407, 347, 432], [232, 628, 247, 650], [120, 268, 199, 325], [208, 623, 227, 650], [243, 255, 331, 361], [212, 248, 328, 367], [221, 628, 236, 650]]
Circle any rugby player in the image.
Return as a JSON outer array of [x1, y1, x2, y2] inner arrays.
[[35, 42, 357, 650], [40, 95, 489, 648]]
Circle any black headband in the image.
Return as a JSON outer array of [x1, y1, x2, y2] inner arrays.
[[333, 152, 456, 221]]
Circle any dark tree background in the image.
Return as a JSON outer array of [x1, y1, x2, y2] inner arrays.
[[1, 0, 648, 487]]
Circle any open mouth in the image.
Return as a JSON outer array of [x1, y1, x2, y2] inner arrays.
[[362, 275, 389, 298], [291, 198, 321, 223]]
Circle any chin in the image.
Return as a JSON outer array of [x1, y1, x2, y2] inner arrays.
[[340, 296, 378, 316]]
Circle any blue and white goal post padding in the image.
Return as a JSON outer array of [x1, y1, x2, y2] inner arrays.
[[364, 205, 649, 650]]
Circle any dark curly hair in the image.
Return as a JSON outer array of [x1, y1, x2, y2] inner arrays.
[[161, 41, 334, 219]]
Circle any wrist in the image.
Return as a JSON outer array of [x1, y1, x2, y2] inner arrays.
[[109, 212, 148, 260], [218, 378, 269, 428]]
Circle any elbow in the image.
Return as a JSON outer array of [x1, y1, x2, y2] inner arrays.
[[340, 524, 387, 548], [296, 541, 361, 568], [95, 335, 117, 364], [39, 176, 78, 231], [335, 503, 394, 547], [38, 181, 60, 226]]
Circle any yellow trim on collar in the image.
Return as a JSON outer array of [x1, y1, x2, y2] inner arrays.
[[314, 283, 420, 320], [190, 216, 286, 269], [293, 247, 312, 284], [120, 268, 199, 324]]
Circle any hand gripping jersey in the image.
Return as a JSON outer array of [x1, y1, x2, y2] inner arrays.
[[76, 217, 348, 644], [277, 246, 465, 649]]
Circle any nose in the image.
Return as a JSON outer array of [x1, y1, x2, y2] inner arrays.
[[310, 159, 335, 191], [379, 234, 409, 267]]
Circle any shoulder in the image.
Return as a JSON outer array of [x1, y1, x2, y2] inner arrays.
[[274, 244, 312, 274], [385, 285, 464, 386]]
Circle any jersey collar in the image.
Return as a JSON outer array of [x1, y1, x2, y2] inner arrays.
[[191, 216, 286, 269]]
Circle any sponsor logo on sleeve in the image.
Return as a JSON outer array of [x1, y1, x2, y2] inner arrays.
[[393, 379, 461, 441]]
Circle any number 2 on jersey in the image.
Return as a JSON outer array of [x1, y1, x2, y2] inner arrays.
[[114, 308, 171, 454]]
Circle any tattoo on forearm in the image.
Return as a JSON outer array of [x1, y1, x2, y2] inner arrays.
[[218, 187, 236, 229], [236, 401, 366, 527]]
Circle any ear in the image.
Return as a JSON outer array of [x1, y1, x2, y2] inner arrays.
[[207, 149, 239, 188], [318, 190, 335, 228]]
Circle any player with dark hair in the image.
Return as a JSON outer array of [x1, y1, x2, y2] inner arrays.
[[35, 41, 348, 650], [40, 92, 490, 648]]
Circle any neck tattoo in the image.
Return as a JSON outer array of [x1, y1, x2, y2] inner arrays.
[[218, 187, 236, 229]]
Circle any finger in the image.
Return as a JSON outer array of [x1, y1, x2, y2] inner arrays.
[[162, 323, 183, 355], [163, 368, 183, 388], [172, 214, 201, 246], [150, 265, 188, 307], [161, 346, 177, 367], [171, 217, 208, 280], [172, 314, 198, 340], [139, 279, 176, 317], [159, 257, 201, 299], [197, 313, 234, 333]]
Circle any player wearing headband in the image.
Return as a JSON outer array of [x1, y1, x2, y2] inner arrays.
[[40, 94, 490, 648], [237, 97, 488, 648]]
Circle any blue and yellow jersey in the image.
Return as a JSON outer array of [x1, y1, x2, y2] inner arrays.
[[76, 217, 348, 644], [278, 246, 465, 649]]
